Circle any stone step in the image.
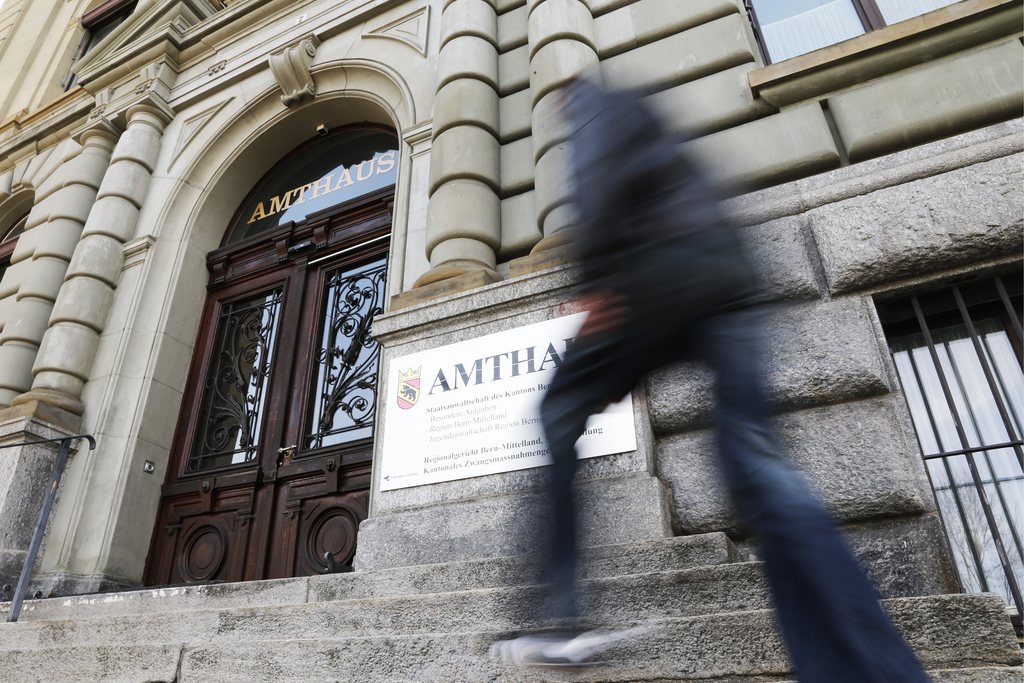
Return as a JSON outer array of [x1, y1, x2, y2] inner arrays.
[[5, 532, 736, 623], [0, 594, 1015, 683], [0, 562, 770, 650]]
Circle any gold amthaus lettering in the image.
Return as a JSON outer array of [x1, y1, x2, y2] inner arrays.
[[246, 150, 398, 225]]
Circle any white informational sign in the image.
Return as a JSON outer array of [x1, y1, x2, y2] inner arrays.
[[379, 313, 637, 490]]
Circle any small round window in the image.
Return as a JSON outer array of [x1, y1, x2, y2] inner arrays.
[[226, 129, 399, 244]]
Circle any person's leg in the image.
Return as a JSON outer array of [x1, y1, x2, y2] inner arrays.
[[537, 329, 642, 623], [701, 308, 929, 683]]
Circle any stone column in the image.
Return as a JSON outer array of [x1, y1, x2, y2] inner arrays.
[[527, 0, 597, 253], [412, 0, 502, 294], [0, 130, 115, 407], [14, 104, 170, 415]]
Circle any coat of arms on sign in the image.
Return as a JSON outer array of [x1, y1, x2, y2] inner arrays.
[[397, 367, 421, 409]]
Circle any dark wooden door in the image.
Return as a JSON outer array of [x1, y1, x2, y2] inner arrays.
[[145, 191, 391, 585]]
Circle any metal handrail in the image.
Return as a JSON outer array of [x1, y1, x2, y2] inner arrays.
[[0, 434, 96, 622]]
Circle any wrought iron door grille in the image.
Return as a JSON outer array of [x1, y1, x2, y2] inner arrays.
[[878, 272, 1023, 620], [188, 288, 284, 472], [304, 258, 387, 452]]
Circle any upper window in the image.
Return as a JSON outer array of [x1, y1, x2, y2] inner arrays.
[[63, 0, 138, 91], [746, 0, 963, 64]]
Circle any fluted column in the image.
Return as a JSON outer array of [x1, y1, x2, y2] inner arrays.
[[14, 105, 169, 415], [0, 130, 115, 407], [527, 0, 597, 253], [414, 0, 502, 290]]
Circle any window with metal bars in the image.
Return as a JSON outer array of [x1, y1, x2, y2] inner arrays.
[[744, 0, 962, 64], [877, 271, 1023, 623]]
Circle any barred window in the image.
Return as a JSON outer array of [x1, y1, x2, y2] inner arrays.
[[878, 271, 1023, 622]]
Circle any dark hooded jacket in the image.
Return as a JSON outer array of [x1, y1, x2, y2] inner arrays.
[[562, 78, 760, 321]]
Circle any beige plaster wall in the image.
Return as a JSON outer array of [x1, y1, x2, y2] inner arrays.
[[0, 0, 103, 123]]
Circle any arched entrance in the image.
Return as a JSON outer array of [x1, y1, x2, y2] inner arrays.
[[144, 127, 398, 585]]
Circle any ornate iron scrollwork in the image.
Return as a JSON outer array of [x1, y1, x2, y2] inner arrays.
[[188, 288, 283, 472], [305, 259, 387, 451]]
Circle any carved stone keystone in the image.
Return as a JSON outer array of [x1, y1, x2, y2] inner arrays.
[[269, 35, 321, 107]]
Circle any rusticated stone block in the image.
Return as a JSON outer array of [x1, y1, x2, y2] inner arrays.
[[741, 214, 821, 301], [528, 0, 595, 58], [657, 396, 930, 534], [602, 13, 755, 92], [50, 276, 114, 331], [499, 136, 534, 195], [425, 179, 501, 254], [441, 0, 498, 47], [499, 190, 539, 257], [828, 40, 1024, 163], [627, 0, 737, 47], [736, 513, 959, 599], [433, 79, 500, 138], [498, 89, 531, 141], [809, 152, 1024, 293], [438, 35, 499, 91], [7, 254, 67, 301], [529, 39, 597, 104], [649, 63, 773, 137], [682, 101, 840, 189], [496, 4, 527, 52], [354, 473, 671, 571], [647, 296, 889, 434], [497, 44, 529, 94], [96, 161, 151, 207], [843, 514, 959, 599], [429, 127, 501, 194]]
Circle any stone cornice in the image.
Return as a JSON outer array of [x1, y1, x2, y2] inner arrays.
[[167, 0, 406, 111], [85, 56, 178, 130], [74, 0, 218, 93], [0, 0, 415, 163], [0, 93, 94, 173]]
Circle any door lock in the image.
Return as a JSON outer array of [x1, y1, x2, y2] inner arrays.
[[277, 444, 297, 465]]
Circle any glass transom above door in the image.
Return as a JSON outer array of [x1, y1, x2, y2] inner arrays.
[[226, 129, 398, 244]]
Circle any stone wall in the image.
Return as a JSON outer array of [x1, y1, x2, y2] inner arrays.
[[648, 120, 1022, 595], [0, 0, 1018, 595], [358, 119, 1022, 600], [484, 0, 1023, 273]]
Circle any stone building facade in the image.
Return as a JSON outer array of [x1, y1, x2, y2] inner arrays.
[[0, 0, 1021, 674]]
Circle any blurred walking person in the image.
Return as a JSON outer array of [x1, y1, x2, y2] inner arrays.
[[490, 77, 931, 683]]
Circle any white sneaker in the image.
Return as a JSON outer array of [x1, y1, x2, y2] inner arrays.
[[489, 626, 651, 670]]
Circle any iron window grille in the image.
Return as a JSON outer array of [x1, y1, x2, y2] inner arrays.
[[743, 0, 960, 64], [878, 271, 1023, 623]]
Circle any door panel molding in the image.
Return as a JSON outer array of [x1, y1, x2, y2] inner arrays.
[[144, 189, 393, 586]]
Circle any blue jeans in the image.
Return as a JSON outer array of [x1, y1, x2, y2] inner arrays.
[[538, 306, 930, 682]]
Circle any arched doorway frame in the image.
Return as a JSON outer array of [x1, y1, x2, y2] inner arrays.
[[39, 59, 426, 589]]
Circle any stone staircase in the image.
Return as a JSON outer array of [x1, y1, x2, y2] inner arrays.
[[0, 533, 1019, 682]]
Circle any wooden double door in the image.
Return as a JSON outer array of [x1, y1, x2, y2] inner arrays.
[[145, 190, 392, 585]]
